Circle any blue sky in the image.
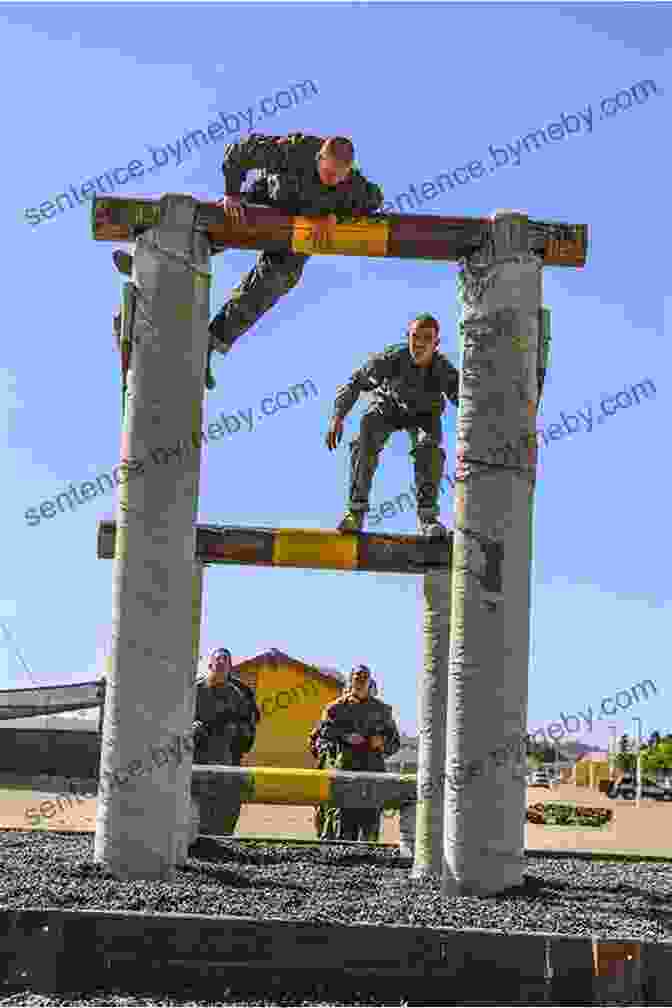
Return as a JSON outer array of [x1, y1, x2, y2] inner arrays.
[[1, 3, 669, 749]]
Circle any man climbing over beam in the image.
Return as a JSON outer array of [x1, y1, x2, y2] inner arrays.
[[325, 313, 460, 539], [112, 133, 384, 389]]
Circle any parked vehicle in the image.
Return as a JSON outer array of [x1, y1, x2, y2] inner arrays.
[[607, 774, 672, 801]]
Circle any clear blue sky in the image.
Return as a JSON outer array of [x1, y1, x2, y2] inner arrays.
[[1, 3, 669, 749]]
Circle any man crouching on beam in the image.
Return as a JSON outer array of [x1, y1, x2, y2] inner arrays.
[[325, 313, 460, 539], [112, 133, 384, 389]]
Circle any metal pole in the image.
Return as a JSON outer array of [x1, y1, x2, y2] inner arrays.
[[443, 210, 541, 896], [94, 194, 211, 880], [633, 717, 643, 808], [608, 724, 618, 782]]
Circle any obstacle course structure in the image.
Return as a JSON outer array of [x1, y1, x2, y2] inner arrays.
[[91, 192, 586, 892]]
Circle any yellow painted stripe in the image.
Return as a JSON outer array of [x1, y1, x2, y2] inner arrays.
[[250, 767, 331, 805], [272, 529, 359, 571], [291, 217, 390, 257], [114, 519, 127, 560]]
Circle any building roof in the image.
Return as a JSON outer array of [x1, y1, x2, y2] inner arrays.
[[230, 648, 346, 686]]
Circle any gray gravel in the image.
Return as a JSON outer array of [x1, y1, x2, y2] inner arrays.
[[0, 831, 670, 940], [1, 830, 671, 1005]]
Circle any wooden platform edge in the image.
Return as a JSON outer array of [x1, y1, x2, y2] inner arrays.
[[0, 905, 662, 1001]]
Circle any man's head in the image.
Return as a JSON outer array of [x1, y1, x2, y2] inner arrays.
[[317, 136, 354, 187], [207, 647, 232, 688], [408, 314, 440, 368], [349, 663, 371, 699]]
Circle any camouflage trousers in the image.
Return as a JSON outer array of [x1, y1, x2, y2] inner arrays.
[[349, 406, 446, 520], [195, 755, 243, 837], [315, 804, 381, 842], [209, 250, 309, 354]]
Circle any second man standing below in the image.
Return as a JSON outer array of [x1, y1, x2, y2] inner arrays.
[[192, 647, 261, 836], [326, 313, 460, 538]]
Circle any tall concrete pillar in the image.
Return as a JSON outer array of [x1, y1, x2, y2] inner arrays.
[[443, 210, 540, 896], [411, 570, 451, 877], [176, 560, 205, 864], [94, 194, 211, 880]]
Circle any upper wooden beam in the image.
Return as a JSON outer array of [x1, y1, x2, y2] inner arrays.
[[92, 195, 587, 267], [97, 521, 453, 574]]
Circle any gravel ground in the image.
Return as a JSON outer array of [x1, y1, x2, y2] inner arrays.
[[1, 830, 671, 1005], [0, 830, 671, 940]]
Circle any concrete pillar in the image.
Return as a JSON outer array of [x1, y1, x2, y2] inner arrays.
[[443, 210, 541, 896], [176, 561, 205, 864], [399, 802, 417, 858], [411, 571, 451, 877], [94, 194, 211, 880]]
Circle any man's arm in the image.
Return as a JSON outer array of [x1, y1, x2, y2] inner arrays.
[[439, 356, 460, 407], [221, 134, 298, 195], [332, 348, 398, 421], [336, 172, 385, 218], [379, 704, 401, 757]]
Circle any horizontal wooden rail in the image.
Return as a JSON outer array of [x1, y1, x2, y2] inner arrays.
[[190, 765, 417, 809], [92, 194, 587, 267], [1, 906, 662, 1001], [97, 521, 454, 574]]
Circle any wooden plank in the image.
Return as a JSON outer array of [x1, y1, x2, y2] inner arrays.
[[190, 765, 418, 808], [91, 195, 587, 267], [97, 521, 454, 574]]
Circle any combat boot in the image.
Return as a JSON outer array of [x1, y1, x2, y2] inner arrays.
[[338, 510, 365, 533], [113, 309, 121, 350], [113, 250, 133, 276]]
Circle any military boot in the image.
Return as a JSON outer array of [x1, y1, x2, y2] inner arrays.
[[338, 510, 365, 533], [113, 250, 134, 276], [113, 309, 122, 350]]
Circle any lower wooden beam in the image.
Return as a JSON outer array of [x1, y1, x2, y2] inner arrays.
[[191, 765, 417, 809], [97, 521, 453, 574]]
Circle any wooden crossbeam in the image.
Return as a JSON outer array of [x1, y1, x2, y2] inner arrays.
[[97, 521, 453, 574], [92, 195, 588, 267]]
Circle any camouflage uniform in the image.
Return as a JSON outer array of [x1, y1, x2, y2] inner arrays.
[[313, 691, 401, 841], [332, 343, 460, 524], [209, 133, 384, 354], [193, 673, 261, 835], [308, 723, 337, 840]]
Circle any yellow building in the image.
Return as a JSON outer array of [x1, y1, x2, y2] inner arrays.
[[232, 648, 345, 769], [573, 753, 611, 789]]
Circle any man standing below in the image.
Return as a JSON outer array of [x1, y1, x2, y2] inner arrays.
[[325, 314, 460, 538], [313, 665, 400, 842], [113, 133, 384, 389], [192, 647, 261, 836]]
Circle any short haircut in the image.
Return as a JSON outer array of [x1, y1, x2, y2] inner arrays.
[[321, 136, 355, 163], [410, 313, 440, 336]]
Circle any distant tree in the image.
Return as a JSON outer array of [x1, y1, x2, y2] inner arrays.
[[642, 740, 672, 774]]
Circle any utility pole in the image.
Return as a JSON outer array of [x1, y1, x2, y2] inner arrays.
[[608, 724, 618, 782], [632, 717, 643, 807]]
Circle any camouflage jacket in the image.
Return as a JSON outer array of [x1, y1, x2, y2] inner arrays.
[[332, 343, 460, 422], [193, 675, 261, 764], [314, 693, 401, 771], [221, 133, 384, 219]]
